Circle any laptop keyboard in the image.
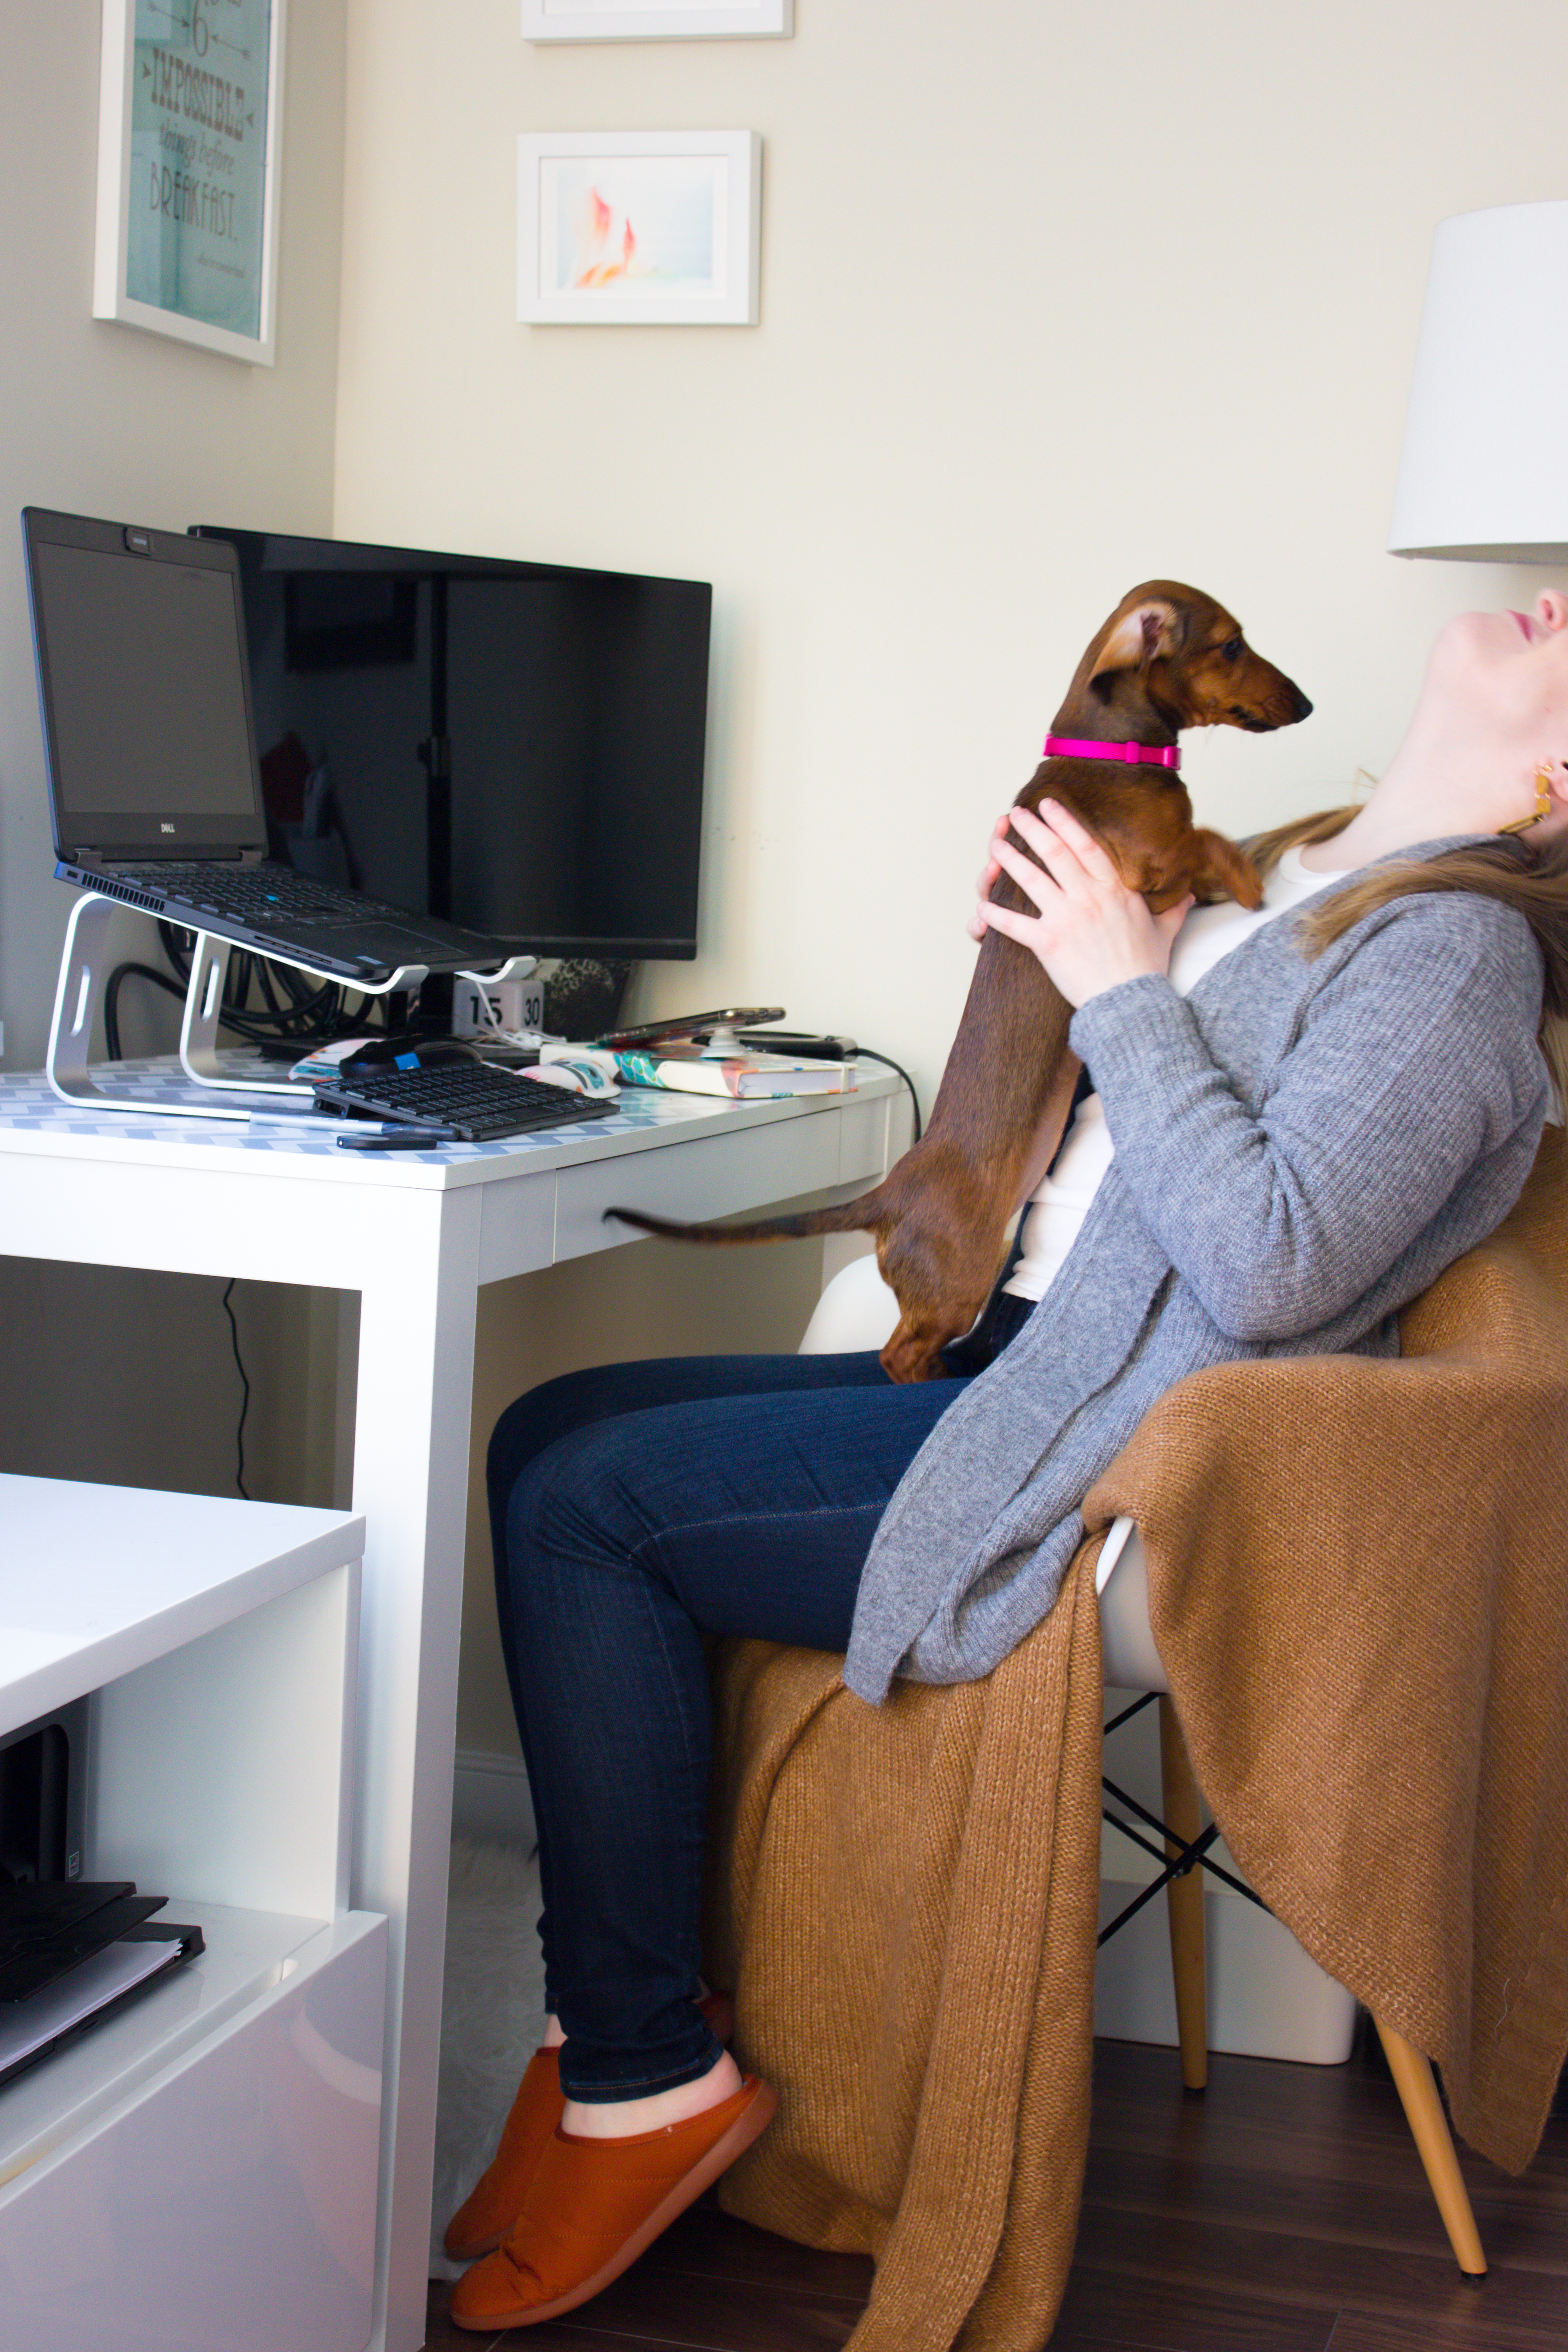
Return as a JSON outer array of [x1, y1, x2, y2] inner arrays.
[[317, 1064, 619, 1142], [113, 860, 421, 930]]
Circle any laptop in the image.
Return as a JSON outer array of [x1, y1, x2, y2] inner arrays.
[[22, 506, 520, 984]]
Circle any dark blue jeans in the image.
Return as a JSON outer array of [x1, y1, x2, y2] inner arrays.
[[485, 1298, 1033, 2103]]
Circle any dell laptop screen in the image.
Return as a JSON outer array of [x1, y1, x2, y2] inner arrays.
[[25, 508, 265, 856]]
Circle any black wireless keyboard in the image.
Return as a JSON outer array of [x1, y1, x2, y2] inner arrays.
[[316, 1062, 618, 1142]]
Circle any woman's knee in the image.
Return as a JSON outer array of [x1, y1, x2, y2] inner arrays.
[[488, 1373, 610, 1635], [488, 1368, 579, 1481], [487, 1363, 635, 1516], [499, 1411, 652, 1618]]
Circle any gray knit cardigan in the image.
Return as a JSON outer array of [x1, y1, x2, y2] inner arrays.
[[844, 841, 1551, 1704]]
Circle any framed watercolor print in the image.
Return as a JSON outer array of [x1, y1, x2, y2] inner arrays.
[[517, 131, 761, 326], [522, 0, 791, 39], [93, 0, 286, 365]]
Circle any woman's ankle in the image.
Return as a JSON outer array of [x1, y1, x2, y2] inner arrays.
[[561, 2049, 743, 2139], [541, 1980, 717, 2062]]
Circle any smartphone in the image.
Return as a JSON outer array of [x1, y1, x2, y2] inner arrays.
[[737, 1029, 859, 1061], [595, 1007, 786, 1049]]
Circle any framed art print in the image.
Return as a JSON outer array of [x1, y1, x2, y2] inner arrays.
[[93, 0, 286, 365], [517, 131, 761, 326], [522, 0, 791, 39]]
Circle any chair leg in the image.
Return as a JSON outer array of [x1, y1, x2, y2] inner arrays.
[[1158, 1696, 1208, 2092], [1373, 2016, 1487, 2277]]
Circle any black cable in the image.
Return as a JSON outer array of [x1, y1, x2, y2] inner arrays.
[[221, 1279, 250, 1500], [104, 945, 368, 1058], [853, 1049, 923, 1143], [735, 1029, 925, 1143], [98, 921, 370, 1059], [159, 921, 194, 984], [103, 962, 188, 1061]]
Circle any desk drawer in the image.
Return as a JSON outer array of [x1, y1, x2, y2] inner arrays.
[[554, 1111, 845, 1264], [833, 1095, 889, 1188]]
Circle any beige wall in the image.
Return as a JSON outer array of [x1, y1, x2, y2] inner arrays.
[[334, 0, 1568, 1752], [0, 1, 350, 1070], [0, 4, 349, 1505], [334, 0, 1568, 1108]]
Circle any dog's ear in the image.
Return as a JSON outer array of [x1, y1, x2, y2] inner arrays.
[[1089, 599, 1185, 683]]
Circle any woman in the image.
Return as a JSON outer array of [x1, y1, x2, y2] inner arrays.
[[447, 592, 1568, 2332]]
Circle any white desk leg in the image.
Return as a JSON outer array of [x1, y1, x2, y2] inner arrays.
[[350, 1191, 483, 2352]]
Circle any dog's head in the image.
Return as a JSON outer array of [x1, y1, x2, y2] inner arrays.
[[1064, 581, 1312, 738]]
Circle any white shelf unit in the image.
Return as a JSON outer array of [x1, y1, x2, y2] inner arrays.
[[0, 1474, 387, 2352]]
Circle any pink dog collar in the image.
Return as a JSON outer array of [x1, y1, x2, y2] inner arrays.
[[1043, 733, 1181, 771]]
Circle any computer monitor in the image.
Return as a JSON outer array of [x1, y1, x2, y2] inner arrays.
[[193, 526, 711, 961]]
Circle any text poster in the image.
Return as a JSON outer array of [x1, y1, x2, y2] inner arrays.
[[126, 0, 272, 341]]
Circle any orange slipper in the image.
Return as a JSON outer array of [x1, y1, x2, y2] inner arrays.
[[449, 2073, 776, 2331], [442, 1993, 734, 2262], [443, 2046, 562, 2262]]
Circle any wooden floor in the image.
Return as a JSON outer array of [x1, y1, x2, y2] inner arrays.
[[424, 2028, 1568, 2352]]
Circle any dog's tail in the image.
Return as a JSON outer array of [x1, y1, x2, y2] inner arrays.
[[603, 1186, 888, 1247]]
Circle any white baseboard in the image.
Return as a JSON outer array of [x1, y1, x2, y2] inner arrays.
[[451, 1748, 537, 1854]]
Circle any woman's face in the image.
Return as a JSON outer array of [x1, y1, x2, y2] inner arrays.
[[1425, 589, 1568, 762]]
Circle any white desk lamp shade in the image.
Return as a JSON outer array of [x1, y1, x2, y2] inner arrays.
[[1388, 199, 1568, 561]]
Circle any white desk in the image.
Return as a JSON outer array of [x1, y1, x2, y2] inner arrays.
[[0, 1055, 899, 2352]]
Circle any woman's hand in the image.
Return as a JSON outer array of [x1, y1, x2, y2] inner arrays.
[[967, 800, 1192, 1009]]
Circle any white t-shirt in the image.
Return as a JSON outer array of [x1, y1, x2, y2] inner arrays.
[[1003, 847, 1340, 1304]]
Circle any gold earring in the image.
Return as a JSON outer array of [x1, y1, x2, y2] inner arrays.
[[1501, 763, 1555, 835]]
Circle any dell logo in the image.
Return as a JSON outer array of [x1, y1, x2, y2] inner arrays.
[[160, 823, 176, 834]]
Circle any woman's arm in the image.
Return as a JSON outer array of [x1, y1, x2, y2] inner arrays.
[[1068, 911, 1548, 1342], [970, 800, 1548, 1342], [972, 799, 1192, 1006]]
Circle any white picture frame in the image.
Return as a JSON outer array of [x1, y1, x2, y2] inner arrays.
[[93, 0, 286, 366], [517, 130, 761, 326], [522, 0, 791, 39]]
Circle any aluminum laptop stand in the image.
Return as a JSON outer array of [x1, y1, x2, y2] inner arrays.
[[47, 892, 535, 1121]]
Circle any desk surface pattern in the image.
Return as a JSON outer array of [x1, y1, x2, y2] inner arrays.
[[0, 1055, 895, 1188]]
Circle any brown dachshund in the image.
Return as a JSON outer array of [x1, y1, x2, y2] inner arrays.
[[607, 582, 1311, 1380]]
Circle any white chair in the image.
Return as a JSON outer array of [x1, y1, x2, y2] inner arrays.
[[799, 1253, 1489, 2280]]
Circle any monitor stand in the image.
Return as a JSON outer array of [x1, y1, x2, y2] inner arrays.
[[46, 894, 249, 1121], [47, 893, 533, 1121]]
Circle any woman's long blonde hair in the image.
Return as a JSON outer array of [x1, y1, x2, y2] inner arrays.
[[1248, 806, 1568, 1105]]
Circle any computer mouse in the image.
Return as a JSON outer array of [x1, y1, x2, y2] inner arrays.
[[524, 1054, 620, 1100], [339, 1037, 481, 1076]]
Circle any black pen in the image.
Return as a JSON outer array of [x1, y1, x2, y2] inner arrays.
[[336, 1127, 459, 1151]]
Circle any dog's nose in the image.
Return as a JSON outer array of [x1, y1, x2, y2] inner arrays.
[[1288, 686, 1313, 722]]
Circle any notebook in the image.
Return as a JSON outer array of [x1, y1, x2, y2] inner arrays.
[[0, 1920, 203, 2093]]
